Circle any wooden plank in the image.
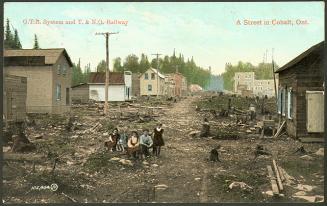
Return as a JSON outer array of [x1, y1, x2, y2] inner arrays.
[[300, 137, 324, 143], [277, 165, 285, 182], [274, 120, 286, 138], [3, 153, 45, 163], [272, 160, 284, 191], [267, 165, 279, 195]]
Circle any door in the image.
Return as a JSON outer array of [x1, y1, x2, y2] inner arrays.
[[66, 88, 70, 105], [6, 90, 12, 121], [306, 91, 324, 133]]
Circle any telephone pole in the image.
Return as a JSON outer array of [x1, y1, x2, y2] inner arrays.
[[95, 32, 118, 115], [151, 53, 162, 98], [272, 48, 277, 103]]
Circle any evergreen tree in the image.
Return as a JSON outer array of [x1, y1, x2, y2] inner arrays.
[[96, 60, 107, 72], [83, 63, 91, 82], [138, 54, 150, 73], [72, 58, 84, 86], [4, 18, 14, 49], [13, 29, 22, 49], [123, 54, 139, 73], [113, 57, 123, 72], [33, 34, 40, 49]]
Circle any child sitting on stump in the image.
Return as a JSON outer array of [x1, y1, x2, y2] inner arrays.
[[139, 129, 153, 159]]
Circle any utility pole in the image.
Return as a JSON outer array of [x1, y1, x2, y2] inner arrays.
[[95, 31, 118, 115], [151, 53, 162, 98], [272, 48, 278, 104]]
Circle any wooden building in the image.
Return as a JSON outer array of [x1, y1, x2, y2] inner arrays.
[[274, 41, 324, 138], [71, 83, 89, 103], [4, 48, 73, 114], [3, 75, 27, 124], [140, 68, 165, 96], [131, 73, 141, 97], [72, 72, 132, 102]]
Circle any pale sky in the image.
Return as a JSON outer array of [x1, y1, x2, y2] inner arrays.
[[4, 2, 325, 75]]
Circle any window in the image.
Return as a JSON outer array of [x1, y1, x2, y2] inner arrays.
[[277, 87, 282, 114], [282, 87, 287, 116], [151, 73, 155, 80], [287, 88, 293, 119], [62, 65, 67, 75], [144, 73, 149, 80], [57, 64, 61, 75], [56, 84, 61, 100], [148, 84, 152, 91]]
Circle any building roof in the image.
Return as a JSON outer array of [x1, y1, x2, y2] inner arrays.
[[4, 48, 73, 67], [150, 68, 165, 78], [88, 72, 125, 85], [71, 83, 88, 88], [275, 41, 324, 73]]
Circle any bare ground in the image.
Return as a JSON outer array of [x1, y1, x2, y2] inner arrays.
[[2, 95, 324, 203]]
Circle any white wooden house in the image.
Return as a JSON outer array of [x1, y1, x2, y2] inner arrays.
[[79, 71, 132, 102]]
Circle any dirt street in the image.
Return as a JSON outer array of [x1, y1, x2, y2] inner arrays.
[[3, 95, 324, 203]]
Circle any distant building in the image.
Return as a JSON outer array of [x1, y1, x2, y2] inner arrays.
[[164, 74, 175, 98], [181, 76, 188, 96], [234, 71, 277, 98], [164, 72, 186, 97], [253, 79, 276, 98], [234, 72, 255, 94], [71, 83, 89, 103], [140, 68, 165, 96], [275, 41, 324, 138], [4, 48, 73, 114], [86, 72, 131, 102], [124, 71, 132, 100], [189, 84, 203, 93], [131, 72, 141, 97]]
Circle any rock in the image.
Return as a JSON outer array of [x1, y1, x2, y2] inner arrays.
[[155, 184, 168, 190], [299, 155, 314, 161], [295, 184, 316, 192], [110, 157, 121, 161], [142, 161, 149, 165], [102, 132, 109, 136], [315, 148, 324, 156], [194, 177, 201, 181], [262, 190, 273, 196], [246, 130, 252, 133], [294, 191, 307, 196], [228, 181, 253, 190], [293, 195, 316, 202], [3, 146, 11, 153], [34, 134, 43, 139], [71, 135, 79, 139], [67, 161, 74, 166], [315, 195, 324, 202], [119, 159, 133, 166], [189, 131, 200, 137], [152, 164, 159, 167]]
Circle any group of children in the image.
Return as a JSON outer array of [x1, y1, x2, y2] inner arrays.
[[104, 123, 165, 159]]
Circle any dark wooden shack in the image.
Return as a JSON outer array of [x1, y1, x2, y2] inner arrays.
[[71, 83, 90, 104], [132, 73, 141, 97], [3, 74, 27, 124], [274, 41, 324, 138]]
